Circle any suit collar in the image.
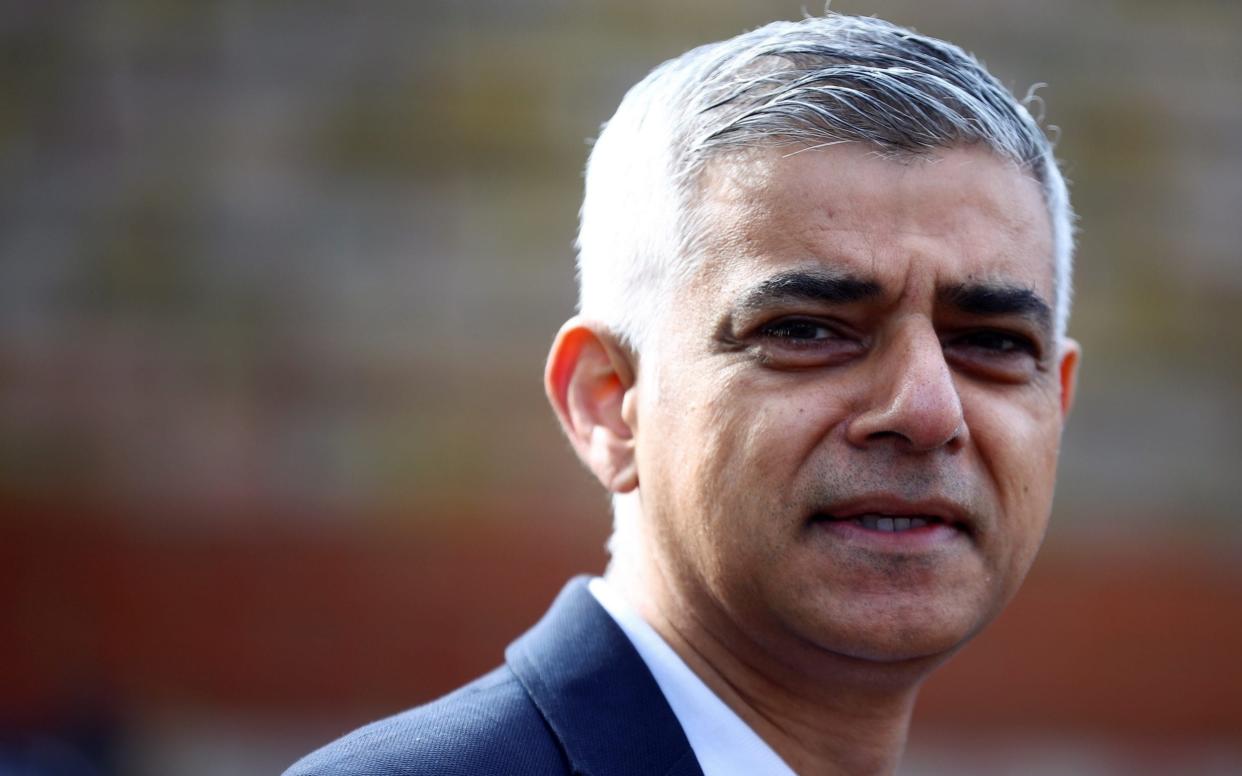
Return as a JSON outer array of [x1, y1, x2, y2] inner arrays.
[[506, 576, 704, 776]]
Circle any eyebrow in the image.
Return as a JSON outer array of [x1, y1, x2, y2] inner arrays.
[[733, 269, 882, 312], [730, 269, 1053, 336], [939, 282, 1053, 335]]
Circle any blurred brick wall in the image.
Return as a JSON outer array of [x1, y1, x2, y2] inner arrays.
[[4, 498, 1239, 750]]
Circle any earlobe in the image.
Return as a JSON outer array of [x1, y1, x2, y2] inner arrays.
[[545, 317, 639, 492], [1058, 338, 1081, 417]]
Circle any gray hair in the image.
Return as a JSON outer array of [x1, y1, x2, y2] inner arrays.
[[576, 13, 1074, 352]]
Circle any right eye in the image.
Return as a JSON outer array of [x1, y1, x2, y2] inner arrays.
[[760, 318, 837, 342], [752, 317, 865, 367]]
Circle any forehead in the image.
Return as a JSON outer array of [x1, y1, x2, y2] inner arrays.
[[688, 144, 1055, 300]]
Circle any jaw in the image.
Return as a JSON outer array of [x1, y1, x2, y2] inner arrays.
[[746, 522, 1006, 665]]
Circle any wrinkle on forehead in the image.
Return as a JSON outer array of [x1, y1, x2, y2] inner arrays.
[[689, 144, 1054, 298]]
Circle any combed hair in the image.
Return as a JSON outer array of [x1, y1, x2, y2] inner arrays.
[[576, 13, 1074, 353]]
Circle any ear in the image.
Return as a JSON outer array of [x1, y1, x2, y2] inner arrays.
[[1057, 337, 1081, 417], [545, 317, 639, 493]]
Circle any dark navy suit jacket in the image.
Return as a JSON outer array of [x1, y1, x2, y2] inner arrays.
[[284, 577, 705, 775]]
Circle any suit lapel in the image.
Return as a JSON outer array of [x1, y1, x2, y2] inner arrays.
[[506, 577, 706, 776]]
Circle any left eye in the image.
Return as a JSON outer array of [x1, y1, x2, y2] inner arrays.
[[945, 329, 1041, 382], [957, 330, 1031, 354]]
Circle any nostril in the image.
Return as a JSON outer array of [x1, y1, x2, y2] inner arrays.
[[849, 398, 966, 452], [844, 331, 967, 451], [865, 429, 907, 443]]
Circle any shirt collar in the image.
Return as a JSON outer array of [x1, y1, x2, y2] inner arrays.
[[588, 577, 798, 776], [506, 577, 703, 776]]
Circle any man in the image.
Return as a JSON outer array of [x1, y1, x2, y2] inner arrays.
[[288, 12, 1079, 775]]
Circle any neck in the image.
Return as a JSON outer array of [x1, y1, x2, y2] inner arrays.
[[606, 550, 935, 776]]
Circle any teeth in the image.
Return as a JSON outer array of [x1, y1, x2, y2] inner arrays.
[[854, 515, 932, 532]]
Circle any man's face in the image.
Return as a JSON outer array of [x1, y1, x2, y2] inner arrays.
[[629, 144, 1077, 665]]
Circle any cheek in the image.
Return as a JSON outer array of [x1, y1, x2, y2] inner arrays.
[[964, 387, 1064, 557], [644, 374, 804, 542], [693, 375, 844, 497], [966, 380, 1062, 477]]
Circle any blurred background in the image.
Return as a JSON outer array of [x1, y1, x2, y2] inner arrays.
[[2, 1, 1239, 773]]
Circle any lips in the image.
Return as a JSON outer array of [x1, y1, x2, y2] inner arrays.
[[846, 514, 939, 532], [811, 498, 974, 538], [812, 513, 950, 532]]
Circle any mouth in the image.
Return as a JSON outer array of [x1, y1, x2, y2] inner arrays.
[[814, 513, 951, 533], [809, 499, 975, 543]]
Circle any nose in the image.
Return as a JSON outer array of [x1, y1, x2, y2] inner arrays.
[[846, 322, 966, 453]]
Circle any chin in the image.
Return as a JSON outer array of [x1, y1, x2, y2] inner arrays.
[[796, 593, 997, 667], [837, 626, 974, 666]]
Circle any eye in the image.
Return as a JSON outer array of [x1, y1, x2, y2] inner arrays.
[[760, 318, 837, 342], [750, 316, 865, 368], [944, 329, 1041, 381], [957, 330, 1032, 354]]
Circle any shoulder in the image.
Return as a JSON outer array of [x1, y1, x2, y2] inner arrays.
[[283, 665, 569, 776]]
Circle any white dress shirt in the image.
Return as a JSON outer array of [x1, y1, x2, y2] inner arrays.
[[588, 577, 798, 776]]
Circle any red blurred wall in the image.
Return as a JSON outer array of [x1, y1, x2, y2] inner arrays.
[[4, 497, 1238, 749]]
